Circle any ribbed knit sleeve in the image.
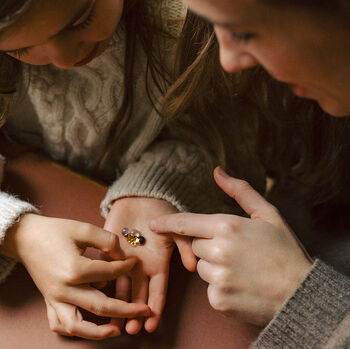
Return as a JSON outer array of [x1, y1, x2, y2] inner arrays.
[[101, 140, 230, 217], [251, 260, 350, 349], [0, 156, 39, 283]]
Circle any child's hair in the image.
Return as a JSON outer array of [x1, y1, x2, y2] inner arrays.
[[0, 0, 174, 167], [163, 11, 350, 206]]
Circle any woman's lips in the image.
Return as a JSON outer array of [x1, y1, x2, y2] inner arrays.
[[74, 43, 100, 67]]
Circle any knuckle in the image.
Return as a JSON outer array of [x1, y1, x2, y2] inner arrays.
[[207, 287, 228, 312], [210, 245, 225, 264], [60, 262, 82, 284], [212, 268, 231, 289], [89, 297, 109, 316], [45, 284, 66, 300], [216, 219, 235, 236], [211, 244, 231, 265], [235, 179, 251, 192], [63, 321, 77, 336], [80, 222, 94, 237]]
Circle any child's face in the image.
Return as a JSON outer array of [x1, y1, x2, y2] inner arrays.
[[0, 0, 124, 69], [186, 0, 350, 117]]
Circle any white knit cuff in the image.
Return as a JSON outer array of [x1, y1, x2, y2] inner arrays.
[[0, 192, 39, 283]]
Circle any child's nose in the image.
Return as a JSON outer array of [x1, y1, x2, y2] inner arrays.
[[41, 38, 80, 69]]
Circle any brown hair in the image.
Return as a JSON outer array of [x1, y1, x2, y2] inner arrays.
[[0, 0, 173, 166], [163, 11, 350, 205]]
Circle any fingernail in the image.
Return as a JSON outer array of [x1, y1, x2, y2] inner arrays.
[[108, 330, 120, 338], [216, 166, 229, 178]]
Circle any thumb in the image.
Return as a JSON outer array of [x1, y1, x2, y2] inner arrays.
[[214, 167, 283, 225], [173, 235, 197, 272]]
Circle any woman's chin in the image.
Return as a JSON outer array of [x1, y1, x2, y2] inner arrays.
[[318, 99, 350, 117]]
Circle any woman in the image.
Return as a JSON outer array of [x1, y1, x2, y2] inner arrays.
[[0, 0, 230, 340], [151, 0, 350, 347]]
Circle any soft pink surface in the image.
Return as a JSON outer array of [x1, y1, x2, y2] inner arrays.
[[0, 152, 261, 349]]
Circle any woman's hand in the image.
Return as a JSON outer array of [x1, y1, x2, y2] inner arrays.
[[104, 197, 197, 335], [0, 214, 150, 340], [150, 167, 313, 326]]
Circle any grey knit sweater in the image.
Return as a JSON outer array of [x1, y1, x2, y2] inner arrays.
[[0, 0, 227, 282], [252, 259, 350, 348]]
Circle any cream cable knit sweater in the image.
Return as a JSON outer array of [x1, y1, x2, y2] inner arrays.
[[0, 0, 226, 282]]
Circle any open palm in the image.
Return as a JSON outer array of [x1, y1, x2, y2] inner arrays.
[[104, 197, 196, 334]]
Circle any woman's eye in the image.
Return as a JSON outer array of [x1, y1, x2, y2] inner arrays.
[[230, 32, 255, 42], [69, 7, 96, 32]]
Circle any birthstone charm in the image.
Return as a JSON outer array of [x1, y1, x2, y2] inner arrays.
[[121, 228, 146, 247]]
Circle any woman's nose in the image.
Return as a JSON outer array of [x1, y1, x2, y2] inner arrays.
[[220, 47, 258, 73], [215, 29, 258, 73], [41, 37, 80, 69]]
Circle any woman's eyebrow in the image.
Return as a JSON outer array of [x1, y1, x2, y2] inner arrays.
[[0, 0, 94, 53], [194, 12, 244, 29]]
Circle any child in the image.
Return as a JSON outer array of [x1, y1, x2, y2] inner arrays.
[[0, 0, 227, 340]]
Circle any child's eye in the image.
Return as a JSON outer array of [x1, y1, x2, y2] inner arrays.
[[231, 31, 255, 42], [69, 7, 96, 32], [6, 47, 30, 58]]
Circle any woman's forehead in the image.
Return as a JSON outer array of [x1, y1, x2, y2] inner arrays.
[[186, 0, 266, 26]]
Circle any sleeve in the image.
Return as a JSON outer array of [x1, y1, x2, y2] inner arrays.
[[251, 259, 350, 349], [101, 137, 233, 217], [0, 155, 39, 283]]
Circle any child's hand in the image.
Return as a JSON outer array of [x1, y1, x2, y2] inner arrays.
[[1, 214, 150, 340], [104, 197, 197, 334]]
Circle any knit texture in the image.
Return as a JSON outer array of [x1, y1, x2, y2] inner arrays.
[[252, 259, 350, 349], [1, 0, 229, 282], [0, 192, 39, 283]]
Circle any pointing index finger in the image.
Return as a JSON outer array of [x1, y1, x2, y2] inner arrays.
[[149, 212, 214, 239]]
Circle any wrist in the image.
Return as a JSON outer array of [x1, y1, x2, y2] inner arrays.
[[0, 213, 41, 261]]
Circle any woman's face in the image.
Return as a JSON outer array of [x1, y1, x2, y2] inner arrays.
[[186, 0, 350, 116], [0, 0, 124, 69]]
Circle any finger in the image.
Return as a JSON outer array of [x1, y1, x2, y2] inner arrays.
[[192, 238, 221, 264], [149, 212, 214, 239], [46, 301, 62, 334], [214, 167, 283, 224], [196, 259, 219, 285], [63, 286, 150, 318], [74, 256, 138, 284], [173, 235, 197, 272], [76, 226, 122, 260], [111, 275, 131, 331], [125, 269, 149, 335], [92, 281, 108, 289], [144, 272, 169, 333], [53, 302, 120, 340]]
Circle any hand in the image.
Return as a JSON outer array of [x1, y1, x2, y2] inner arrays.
[[104, 197, 197, 334], [150, 167, 313, 326], [0, 214, 150, 340]]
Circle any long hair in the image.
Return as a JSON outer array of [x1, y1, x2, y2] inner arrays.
[[163, 11, 350, 205], [0, 0, 30, 126], [97, 0, 174, 170], [0, 0, 174, 167]]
